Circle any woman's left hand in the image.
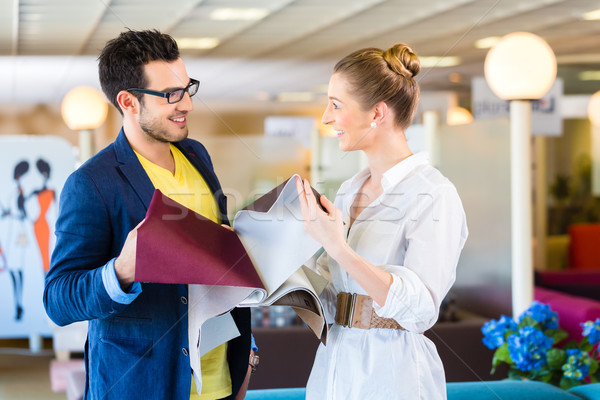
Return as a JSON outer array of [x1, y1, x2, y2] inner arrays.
[[296, 177, 346, 257]]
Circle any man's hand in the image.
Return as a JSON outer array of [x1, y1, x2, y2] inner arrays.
[[114, 220, 144, 291]]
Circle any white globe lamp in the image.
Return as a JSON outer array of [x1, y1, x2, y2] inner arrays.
[[61, 86, 108, 163], [484, 32, 556, 317]]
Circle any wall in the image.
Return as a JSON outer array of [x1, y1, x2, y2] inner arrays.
[[437, 119, 512, 318], [0, 102, 325, 145], [0, 102, 324, 219]]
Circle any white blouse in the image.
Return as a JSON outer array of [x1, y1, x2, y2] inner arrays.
[[306, 152, 468, 400]]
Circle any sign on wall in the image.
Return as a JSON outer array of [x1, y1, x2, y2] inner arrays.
[[472, 77, 563, 136], [264, 116, 315, 148], [0, 136, 75, 337]]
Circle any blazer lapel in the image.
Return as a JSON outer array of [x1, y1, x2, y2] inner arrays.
[[114, 129, 155, 210], [174, 141, 219, 193]]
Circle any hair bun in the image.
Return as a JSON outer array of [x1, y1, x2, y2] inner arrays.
[[382, 43, 420, 78]]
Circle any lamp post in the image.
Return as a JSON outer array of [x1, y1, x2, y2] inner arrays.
[[587, 91, 600, 196], [61, 86, 108, 163], [484, 32, 556, 317]]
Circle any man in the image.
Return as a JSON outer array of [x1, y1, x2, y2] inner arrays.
[[44, 29, 253, 400]]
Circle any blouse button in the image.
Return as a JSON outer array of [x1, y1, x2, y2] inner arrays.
[[181, 296, 188, 304], [182, 348, 189, 356]]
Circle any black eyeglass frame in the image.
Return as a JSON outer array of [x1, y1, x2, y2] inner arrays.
[[127, 78, 199, 104]]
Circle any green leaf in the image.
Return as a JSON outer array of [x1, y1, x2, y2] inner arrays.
[[508, 368, 528, 380], [593, 367, 600, 382], [491, 344, 512, 373], [546, 348, 567, 370], [563, 340, 579, 350], [589, 359, 599, 376], [545, 329, 569, 345], [560, 376, 583, 391], [534, 369, 553, 383], [518, 315, 539, 329], [580, 342, 594, 353]]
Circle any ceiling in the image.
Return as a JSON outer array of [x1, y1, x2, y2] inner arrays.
[[2, 0, 600, 110]]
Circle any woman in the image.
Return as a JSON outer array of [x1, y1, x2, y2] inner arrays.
[[32, 158, 55, 274], [8, 160, 30, 321], [296, 43, 468, 399]]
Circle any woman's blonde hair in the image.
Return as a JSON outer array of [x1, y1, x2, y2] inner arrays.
[[333, 43, 420, 130]]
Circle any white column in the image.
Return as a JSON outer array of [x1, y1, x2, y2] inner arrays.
[[29, 333, 42, 353], [423, 110, 440, 167], [79, 129, 94, 163], [510, 100, 534, 317]]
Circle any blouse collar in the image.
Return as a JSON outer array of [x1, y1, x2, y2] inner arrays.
[[347, 152, 430, 193], [381, 152, 430, 192]]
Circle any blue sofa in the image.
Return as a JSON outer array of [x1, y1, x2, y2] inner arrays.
[[245, 381, 600, 399], [447, 381, 600, 399]]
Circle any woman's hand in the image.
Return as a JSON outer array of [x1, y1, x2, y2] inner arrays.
[[296, 177, 346, 257]]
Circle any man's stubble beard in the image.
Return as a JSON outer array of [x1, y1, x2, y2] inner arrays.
[[139, 104, 188, 144]]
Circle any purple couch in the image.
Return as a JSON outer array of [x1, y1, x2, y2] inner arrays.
[[534, 286, 600, 341]]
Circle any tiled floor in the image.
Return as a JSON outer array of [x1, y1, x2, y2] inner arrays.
[[0, 340, 64, 400]]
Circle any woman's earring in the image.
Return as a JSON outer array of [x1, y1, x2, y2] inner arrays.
[[370, 122, 377, 128]]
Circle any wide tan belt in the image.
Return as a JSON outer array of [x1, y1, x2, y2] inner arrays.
[[335, 292, 405, 330]]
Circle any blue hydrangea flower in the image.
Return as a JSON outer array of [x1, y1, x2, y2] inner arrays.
[[582, 318, 600, 345], [519, 301, 558, 330], [482, 315, 518, 349], [507, 326, 553, 371], [562, 348, 592, 380]]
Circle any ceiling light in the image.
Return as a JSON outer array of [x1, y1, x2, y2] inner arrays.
[[446, 107, 473, 125], [277, 92, 315, 102], [579, 71, 600, 81], [176, 38, 220, 50], [475, 36, 501, 49], [583, 8, 600, 20], [419, 56, 461, 68], [211, 8, 269, 21]]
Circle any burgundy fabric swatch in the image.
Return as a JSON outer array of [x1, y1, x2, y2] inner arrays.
[[134, 189, 264, 289], [241, 176, 323, 212]]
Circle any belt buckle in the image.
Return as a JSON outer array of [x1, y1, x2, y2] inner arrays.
[[353, 295, 373, 329], [346, 293, 356, 328], [336, 292, 355, 327], [337, 292, 373, 329]]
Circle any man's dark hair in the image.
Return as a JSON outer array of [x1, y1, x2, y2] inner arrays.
[[98, 29, 180, 114]]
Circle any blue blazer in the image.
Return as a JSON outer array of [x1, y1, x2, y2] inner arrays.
[[44, 129, 251, 400]]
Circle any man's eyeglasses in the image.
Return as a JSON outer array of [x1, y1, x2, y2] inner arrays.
[[127, 79, 199, 104]]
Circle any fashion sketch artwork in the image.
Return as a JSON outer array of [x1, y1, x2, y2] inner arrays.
[[0, 136, 74, 337]]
